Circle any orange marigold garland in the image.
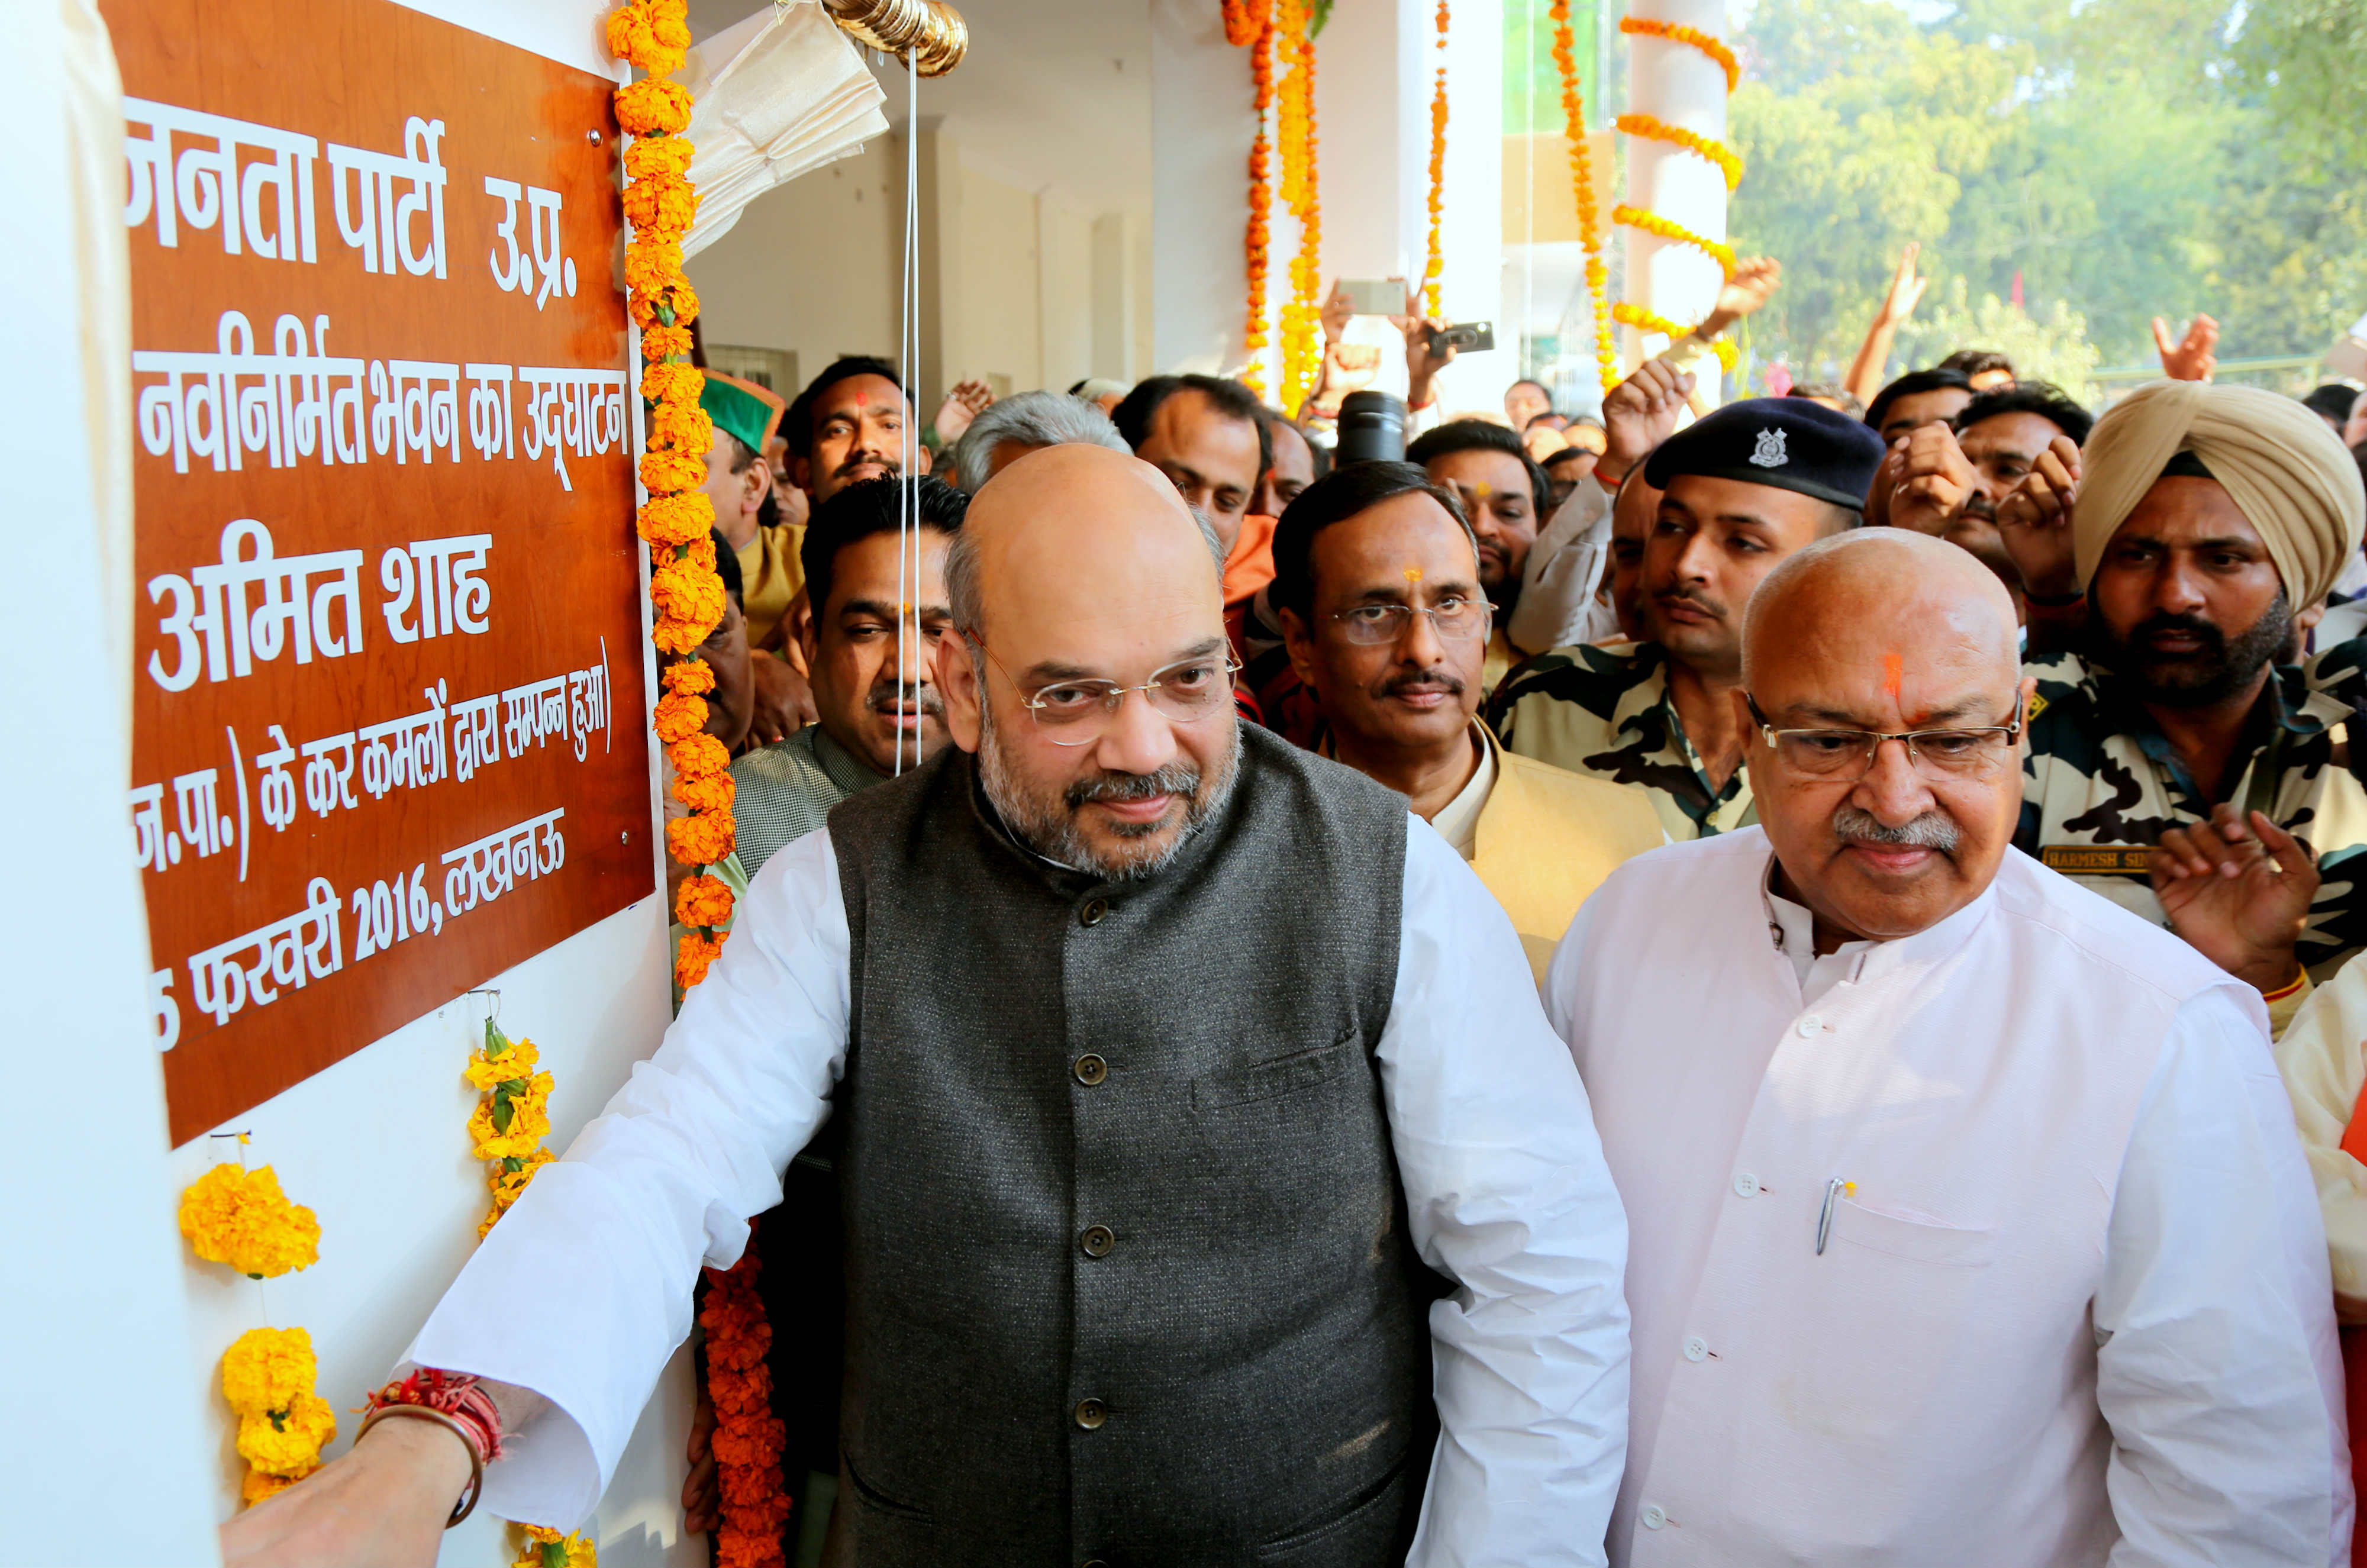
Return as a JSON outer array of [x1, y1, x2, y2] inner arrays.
[[1220, 0, 1272, 47], [1615, 112, 1743, 190], [1239, 14, 1276, 400], [702, 1243, 792, 1568], [1617, 17, 1740, 91], [1549, 0, 1617, 388], [1423, 1, 1448, 316], [609, 1, 786, 1557], [610, 0, 734, 998], [1610, 204, 1736, 277], [1276, 0, 1323, 413]]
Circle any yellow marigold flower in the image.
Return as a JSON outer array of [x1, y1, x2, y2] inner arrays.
[[668, 732, 731, 783], [240, 1467, 298, 1508], [237, 1390, 337, 1477], [221, 1325, 317, 1415], [640, 324, 694, 360], [650, 559, 726, 651], [666, 810, 736, 870], [180, 1164, 321, 1279], [492, 1148, 557, 1210], [675, 930, 726, 990], [467, 1077, 553, 1163], [607, 7, 688, 76], [615, 78, 694, 136], [649, 402, 715, 459], [670, 768, 734, 817], [514, 1522, 598, 1567], [661, 656, 717, 696], [465, 1034, 540, 1092], [675, 873, 736, 931]]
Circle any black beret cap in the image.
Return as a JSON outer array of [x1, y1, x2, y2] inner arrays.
[[1643, 396, 1889, 511]]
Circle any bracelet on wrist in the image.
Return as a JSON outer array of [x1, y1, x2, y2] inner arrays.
[[359, 1369, 504, 1527]]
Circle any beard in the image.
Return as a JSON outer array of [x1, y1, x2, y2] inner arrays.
[[976, 698, 1242, 882], [2085, 591, 2292, 708]]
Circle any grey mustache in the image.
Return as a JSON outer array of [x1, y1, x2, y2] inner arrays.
[[1833, 804, 1960, 852]]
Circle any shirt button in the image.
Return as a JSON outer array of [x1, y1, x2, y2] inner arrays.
[[1641, 1505, 1666, 1530], [1079, 897, 1110, 927], [1074, 1398, 1108, 1430], [1683, 1335, 1708, 1363], [1733, 1172, 1759, 1198], [1797, 1014, 1823, 1038], [1079, 1224, 1115, 1258], [1073, 1054, 1108, 1087]]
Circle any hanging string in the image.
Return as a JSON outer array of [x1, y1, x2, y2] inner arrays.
[[895, 47, 920, 775]]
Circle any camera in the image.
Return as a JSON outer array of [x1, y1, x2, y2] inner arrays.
[[1426, 321, 1496, 355], [1334, 391, 1407, 466]]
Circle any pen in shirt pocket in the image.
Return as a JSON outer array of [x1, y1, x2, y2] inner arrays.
[[1815, 1177, 1856, 1256]]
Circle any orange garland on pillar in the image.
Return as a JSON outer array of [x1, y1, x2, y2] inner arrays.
[[1548, 0, 1617, 388], [609, 3, 788, 1563], [1239, 16, 1275, 401], [1422, 0, 1448, 317], [1276, 0, 1322, 414]]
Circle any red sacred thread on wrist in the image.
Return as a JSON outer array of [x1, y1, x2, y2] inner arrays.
[[365, 1368, 505, 1465], [2260, 970, 2308, 1004]]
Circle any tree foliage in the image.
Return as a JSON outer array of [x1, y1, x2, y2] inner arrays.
[[1727, 0, 2367, 385]]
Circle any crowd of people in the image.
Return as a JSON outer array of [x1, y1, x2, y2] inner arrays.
[[225, 253, 2367, 1568]]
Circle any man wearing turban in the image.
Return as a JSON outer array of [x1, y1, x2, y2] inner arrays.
[[1997, 378, 2367, 1027]]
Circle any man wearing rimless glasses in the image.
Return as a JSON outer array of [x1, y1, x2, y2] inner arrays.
[[1546, 528, 2343, 1567], [235, 443, 1633, 1568], [1271, 460, 1664, 982]]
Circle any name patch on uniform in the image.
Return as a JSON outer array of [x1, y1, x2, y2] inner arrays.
[[2040, 845, 2153, 876]]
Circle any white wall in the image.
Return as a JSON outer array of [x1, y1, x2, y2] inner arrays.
[[1, 4, 218, 1560]]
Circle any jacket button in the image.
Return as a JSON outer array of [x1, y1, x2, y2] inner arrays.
[[1080, 1224, 1115, 1258], [1073, 1053, 1108, 1086], [1079, 897, 1109, 927], [1074, 1398, 1108, 1430]]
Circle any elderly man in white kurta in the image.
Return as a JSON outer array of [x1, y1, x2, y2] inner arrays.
[[1547, 527, 2348, 1567]]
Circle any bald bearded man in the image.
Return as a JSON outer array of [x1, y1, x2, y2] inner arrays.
[[1550, 529, 2346, 1567], [221, 446, 1631, 1568]]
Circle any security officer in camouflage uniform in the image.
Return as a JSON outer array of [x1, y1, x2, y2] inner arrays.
[[1485, 399, 1886, 841], [1996, 379, 2367, 1021]]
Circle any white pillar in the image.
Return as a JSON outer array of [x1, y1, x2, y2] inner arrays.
[[1621, 0, 1728, 368], [1149, 0, 1254, 374]]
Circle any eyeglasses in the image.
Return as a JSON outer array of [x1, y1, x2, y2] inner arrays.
[[1327, 595, 1494, 647], [1745, 693, 2023, 781], [972, 638, 1240, 747]]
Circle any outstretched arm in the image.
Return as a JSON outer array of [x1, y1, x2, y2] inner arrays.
[[1845, 243, 1927, 407]]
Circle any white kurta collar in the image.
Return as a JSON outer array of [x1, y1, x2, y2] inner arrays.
[[1757, 848, 1998, 1004]]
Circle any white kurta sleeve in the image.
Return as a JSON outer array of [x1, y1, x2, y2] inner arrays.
[[2096, 984, 2349, 1568], [406, 828, 853, 1528], [1387, 816, 1631, 1568], [1507, 478, 1615, 657]]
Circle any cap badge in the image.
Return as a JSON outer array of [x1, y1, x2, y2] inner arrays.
[[1749, 428, 1789, 469]]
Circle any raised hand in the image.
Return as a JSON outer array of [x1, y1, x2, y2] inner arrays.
[[1878, 242, 1928, 327], [1320, 279, 1355, 344], [746, 649, 818, 746], [1599, 358, 1695, 484], [931, 379, 994, 446], [1699, 256, 1782, 340], [1399, 284, 1456, 409], [2151, 314, 2219, 382], [1885, 423, 1979, 537], [1994, 434, 2083, 601], [2150, 805, 2317, 993]]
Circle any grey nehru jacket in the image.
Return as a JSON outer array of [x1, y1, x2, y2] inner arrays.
[[825, 724, 1429, 1566]]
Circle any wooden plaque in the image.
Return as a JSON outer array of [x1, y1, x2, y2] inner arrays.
[[105, 0, 657, 1144]]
